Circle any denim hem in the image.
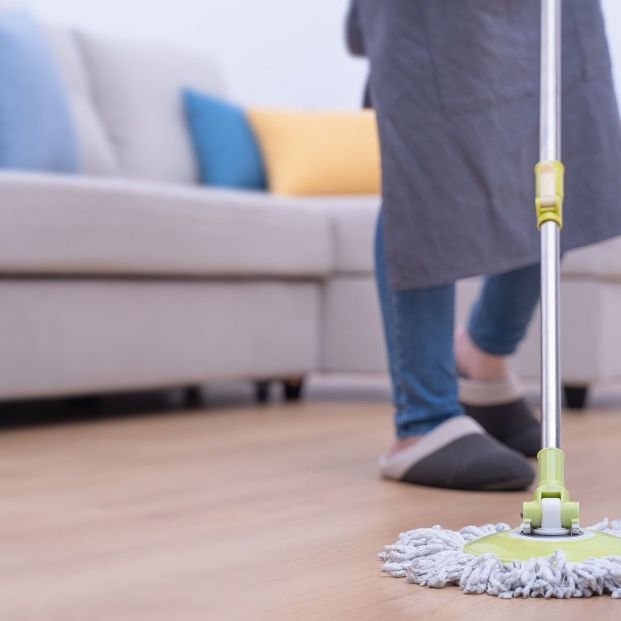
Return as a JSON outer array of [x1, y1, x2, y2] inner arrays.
[[467, 327, 519, 356], [395, 410, 463, 439]]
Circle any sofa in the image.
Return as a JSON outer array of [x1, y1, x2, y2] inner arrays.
[[1, 22, 620, 407]]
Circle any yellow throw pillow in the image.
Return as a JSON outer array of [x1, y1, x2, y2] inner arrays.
[[246, 107, 380, 196]]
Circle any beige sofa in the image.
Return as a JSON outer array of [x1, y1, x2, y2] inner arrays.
[[0, 23, 380, 400], [1, 23, 619, 407]]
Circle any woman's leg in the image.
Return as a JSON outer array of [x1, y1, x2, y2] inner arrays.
[[467, 263, 541, 359], [374, 211, 533, 490], [456, 263, 541, 456], [374, 211, 462, 438]]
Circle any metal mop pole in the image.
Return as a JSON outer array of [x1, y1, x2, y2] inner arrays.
[[521, 0, 580, 535], [540, 0, 562, 451]]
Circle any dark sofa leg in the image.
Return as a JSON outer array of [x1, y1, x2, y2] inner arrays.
[[65, 395, 101, 411], [563, 384, 588, 410], [184, 386, 204, 408], [255, 381, 271, 404], [283, 377, 304, 402]]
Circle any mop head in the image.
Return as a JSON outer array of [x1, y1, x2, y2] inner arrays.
[[379, 519, 621, 598]]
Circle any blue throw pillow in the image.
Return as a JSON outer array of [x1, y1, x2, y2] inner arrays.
[[183, 88, 266, 189], [0, 11, 78, 172]]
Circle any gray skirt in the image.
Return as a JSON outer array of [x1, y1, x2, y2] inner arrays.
[[354, 0, 621, 289]]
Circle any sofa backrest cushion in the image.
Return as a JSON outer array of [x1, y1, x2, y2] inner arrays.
[[43, 24, 119, 176], [74, 30, 226, 184]]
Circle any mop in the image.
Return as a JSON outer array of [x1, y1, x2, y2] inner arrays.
[[378, 0, 621, 599]]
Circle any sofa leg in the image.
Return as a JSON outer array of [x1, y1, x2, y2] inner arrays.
[[65, 395, 101, 411], [255, 381, 271, 404], [184, 386, 204, 408], [563, 384, 589, 410], [283, 377, 304, 402]]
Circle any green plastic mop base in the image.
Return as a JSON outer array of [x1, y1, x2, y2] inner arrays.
[[464, 528, 621, 562]]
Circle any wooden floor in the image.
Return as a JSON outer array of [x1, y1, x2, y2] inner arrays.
[[1, 400, 621, 620]]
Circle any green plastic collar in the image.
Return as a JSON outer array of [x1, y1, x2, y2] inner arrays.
[[522, 448, 579, 530]]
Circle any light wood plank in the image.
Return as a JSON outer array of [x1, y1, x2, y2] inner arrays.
[[0, 402, 620, 619]]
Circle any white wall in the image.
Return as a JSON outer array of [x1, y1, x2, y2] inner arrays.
[[19, 0, 621, 110], [22, 0, 368, 109]]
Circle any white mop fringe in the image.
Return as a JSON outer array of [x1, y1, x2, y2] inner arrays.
[[379, 519, 621, 598]]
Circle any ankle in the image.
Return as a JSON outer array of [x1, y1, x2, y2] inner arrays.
[[388, 436, 422, 457], [455, 327, 509, 380]]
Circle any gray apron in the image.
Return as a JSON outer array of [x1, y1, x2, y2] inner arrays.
[[353, 0, 621, 289]]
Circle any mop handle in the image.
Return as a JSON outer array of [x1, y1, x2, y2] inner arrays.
[[539, 0, 562, 449], [522, 3, 578, 532]]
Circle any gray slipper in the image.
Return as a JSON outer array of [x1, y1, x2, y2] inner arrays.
[[379, 416, 534, 491], [459, 374, 541, 457]]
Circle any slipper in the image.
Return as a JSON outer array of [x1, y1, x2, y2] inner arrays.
[[379, 416, 534, 491], [459, 374, 540, 457]]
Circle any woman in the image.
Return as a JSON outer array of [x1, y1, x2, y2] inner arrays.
[[347, 0, 621, 490]]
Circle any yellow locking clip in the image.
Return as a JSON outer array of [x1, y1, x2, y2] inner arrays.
[[535, 160, 564, 229]]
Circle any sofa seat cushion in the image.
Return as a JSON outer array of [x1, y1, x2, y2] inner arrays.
[[322, 196, 379, 274], [0, 173, 331, 278], [561, 237, 621, 280], [322, 195, 621, 279]]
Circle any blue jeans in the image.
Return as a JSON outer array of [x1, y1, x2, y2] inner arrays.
[[375, 212, 541, 438]]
